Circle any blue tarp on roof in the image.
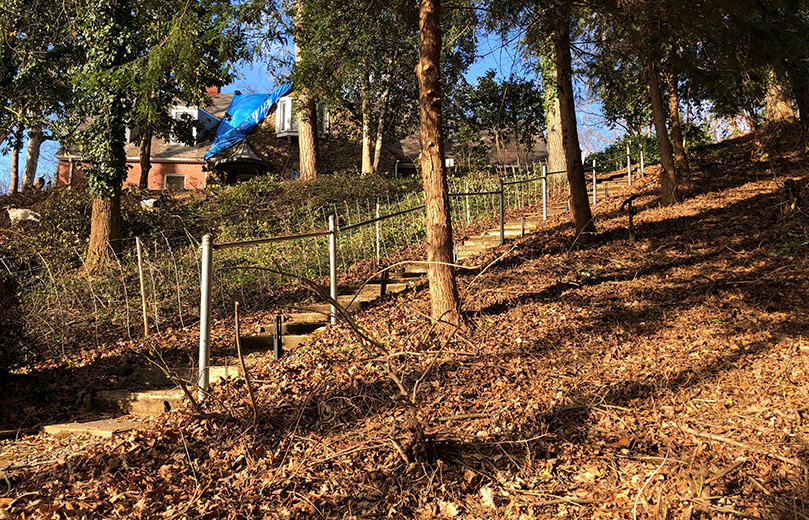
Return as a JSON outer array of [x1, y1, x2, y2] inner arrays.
[[203, 83, 293, 162]]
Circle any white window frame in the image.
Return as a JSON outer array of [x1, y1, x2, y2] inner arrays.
[[170, 108, 200, 144]]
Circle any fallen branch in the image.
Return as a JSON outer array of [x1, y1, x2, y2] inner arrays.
[[678, 424, 808, 471], [235, 301, 259, 425]]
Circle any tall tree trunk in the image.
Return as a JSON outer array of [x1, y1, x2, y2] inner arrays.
[[794, 84, 809, 132], [138, 121, 153, 190], [21, 125, 44, 190], [666, 69, 690, 176], [646, 58, 681, 205], [8, 126, 22, 194], [294, 23, 322, 181], [766, 73, 797, 124], [361, 73, 373, 176], [372, 64, 392, 174], [552, 0, 596, 242], [418, 0, 460, 327], [545, 98, 565, 174], [86, 192, 123, 274], [297, 95, 322, 180]]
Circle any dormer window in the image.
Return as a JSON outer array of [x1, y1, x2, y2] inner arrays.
[[170, 107, 221, 144], [275, 96, 329, 137]]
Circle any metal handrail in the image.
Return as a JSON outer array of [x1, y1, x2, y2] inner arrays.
[[214, 230, 331, 250], [339, 204, 425, 232]]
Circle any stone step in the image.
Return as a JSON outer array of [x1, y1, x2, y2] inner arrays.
[[240, 333, 310, 352]]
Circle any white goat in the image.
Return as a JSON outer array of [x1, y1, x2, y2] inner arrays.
[[6, 207, 41, 226]]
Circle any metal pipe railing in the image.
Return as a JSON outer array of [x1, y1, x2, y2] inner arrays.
[[196, 165, 600, 396]]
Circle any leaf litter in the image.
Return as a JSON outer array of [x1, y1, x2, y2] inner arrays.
[[2, 129, 809, 518]]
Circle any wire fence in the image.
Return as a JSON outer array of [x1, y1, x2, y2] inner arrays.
[[2, 160, 637, 367]]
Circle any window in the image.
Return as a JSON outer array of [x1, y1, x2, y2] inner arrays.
[[170, 109, 199, 144], [164, 175, 186, 191], [275, 96, 329, 137]]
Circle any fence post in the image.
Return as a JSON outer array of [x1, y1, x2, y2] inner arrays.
[[136, 237, 149, 338], [639, 144, 645, 178], [375, 200, 380, 266], [627, 145, 632, 186], [541, 163, 548, 221], [465, 182, 470, 224], [198, 233, 213, 401], [329, 215, 338, 325], [592, 160, 597, 206], [498, 177, 505, 245]]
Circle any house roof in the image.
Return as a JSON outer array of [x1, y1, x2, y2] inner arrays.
[[56, 93, 235, 162]]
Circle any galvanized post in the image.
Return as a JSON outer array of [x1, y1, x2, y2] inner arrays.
[[592, 159, 597, 205], [375, 200, 380, 266], [627, 145, 632, 186], [329, 215, 338, 325], [639, 144, 645, 178], [453, 240, 459, 263], [541, 163, 548, 221], [520, 217, 525, 238], [198, 233, 213, 401], [498, 177, 505, 245], [272, 314, 283, 360], [465, 182, 470, 224]]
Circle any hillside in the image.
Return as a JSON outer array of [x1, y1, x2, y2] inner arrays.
[[2, 127, 808, 519]]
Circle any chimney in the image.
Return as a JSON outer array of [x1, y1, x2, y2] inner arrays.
[[206, 85, 221, 95]]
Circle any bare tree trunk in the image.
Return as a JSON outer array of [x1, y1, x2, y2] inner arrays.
[[86, 192, 122, 275], [8, 126, 22, 194], [297, 96, 322, 180], [646, 58, 681, 205], [418, 0, 460, 328], [552, 0, 596, 242], [545, 98, 565, 174], [372, 64, 392, 174], [21, 125, 44, 190], [794, 84, 809, 132], [361, 73, 373, 176], [766, 73, 797, 124], [666, 69, 690, 176], [138, 121, 153, 190], [294, 24, 322, 181]]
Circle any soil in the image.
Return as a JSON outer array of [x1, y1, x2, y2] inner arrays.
[[1, 127, 808, 519]]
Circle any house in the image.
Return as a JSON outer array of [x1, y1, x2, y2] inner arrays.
[[55, 85, 398, 190], [55, 84, 547, 191]]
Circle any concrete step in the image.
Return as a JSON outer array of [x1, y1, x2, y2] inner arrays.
[[95, 388, 185, 415], [42, 418, 139, 438]]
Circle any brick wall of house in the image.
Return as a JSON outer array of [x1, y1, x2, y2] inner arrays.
[[56, 159, 205, 191], [124, 161, 206, 190]]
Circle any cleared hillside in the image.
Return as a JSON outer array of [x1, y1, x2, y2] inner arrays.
[[2, 127, 808, 519]]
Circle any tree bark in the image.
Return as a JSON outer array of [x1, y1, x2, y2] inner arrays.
[[294, 25, 322, 181], [361, 72, 373, 176], [552, 0, 596, 242], [372, 66, 392, 174], [646, 58, 681, 205], [418, 0, 460, 327], [666, 69, 690, 176], [21, 125, 44, 190], [85, 192, 122, 275], [545, 98, 566, 174], [297, 95, 322, 180], [138, 121, 153, 190], [8, 126, 22, 194], [794, 84, 809, 132]]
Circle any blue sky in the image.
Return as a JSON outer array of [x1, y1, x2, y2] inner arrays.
[[0, 36, 617, 192]]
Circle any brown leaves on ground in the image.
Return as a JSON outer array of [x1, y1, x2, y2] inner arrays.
[[2, 129, 809, 518]]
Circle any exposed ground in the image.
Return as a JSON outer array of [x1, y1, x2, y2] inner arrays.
[[2, 128, 809, 519]]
